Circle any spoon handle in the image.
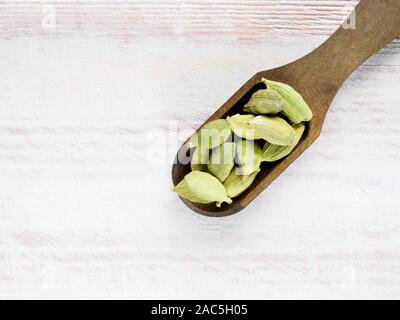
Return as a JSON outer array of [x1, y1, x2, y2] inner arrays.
[[312, 0, 400, 87], [291, 0, 400, 100]]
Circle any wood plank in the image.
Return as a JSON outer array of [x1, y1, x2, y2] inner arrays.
[[0, 0, 400, 299]]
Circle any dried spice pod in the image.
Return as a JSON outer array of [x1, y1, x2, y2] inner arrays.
[[189, 119, 231, 150], [227, 114, 256, 140], [250, 115, 296, 146], [191, 147, 209, 172], [173, 171, 232, 207], [208, 142, 236, 182], [262, 78, 313, 124], [236, 140, 263, 176], [228, 114, 295, 145], [224, 168, 261, 199], [262, 123, 305, 162], [244, 88, 284, 115]]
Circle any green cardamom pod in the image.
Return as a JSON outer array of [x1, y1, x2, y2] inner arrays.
[[250, 115, 296, 146], [173, 171, 232, 207], [191, 147, 209, 172], [262, 78, 313, 124], [189, 119, 232, 149], [226, 114, 256, 140], [244, 88, 284, 115], [208, 142, 236, 182], [224, 168, 260, 198], [262, 123, 305, 162], [236, 140, 263, 176], [228, 114, 295, 145]]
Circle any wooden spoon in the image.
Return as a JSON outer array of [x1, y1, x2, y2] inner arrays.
[[172, 0, 400, 217]]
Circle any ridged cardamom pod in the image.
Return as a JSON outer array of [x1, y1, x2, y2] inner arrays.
[[208, 142, 236, 182], [236, 140, 263, 176], [189, 119, 232, 149], [226, 114, 256, 140], [250, 115, 296, 146], [262, 123, 305, 162], [244, 88, 284, 115], [191, 147, 209, 172], [173, 171, 232, 207], [262, 78, 313, 124], [224, 168, 260, 198], [227, 114, 295, 145]]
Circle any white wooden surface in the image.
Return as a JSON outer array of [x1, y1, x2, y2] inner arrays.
[[1, 0, 400, 299]]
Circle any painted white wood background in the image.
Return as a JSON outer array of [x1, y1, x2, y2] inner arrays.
[[1, 0, 400, 299]]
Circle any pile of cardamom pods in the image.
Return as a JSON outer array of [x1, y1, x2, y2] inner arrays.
[[173, 78, 313, 207]]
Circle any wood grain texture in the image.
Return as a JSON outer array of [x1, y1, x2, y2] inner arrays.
[[1, 0, 400, 299]]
